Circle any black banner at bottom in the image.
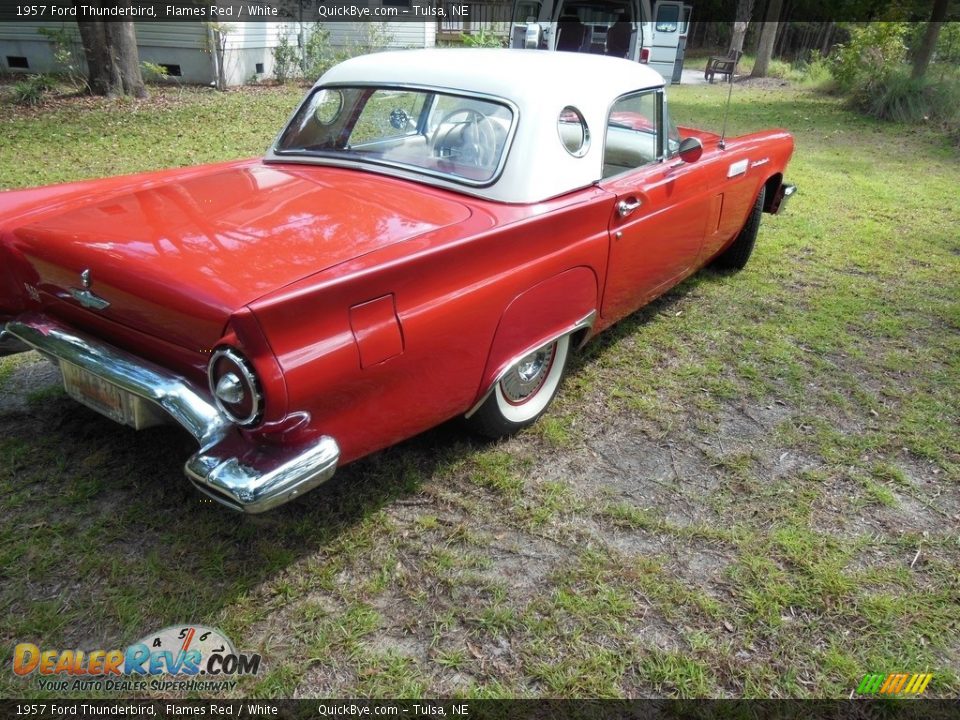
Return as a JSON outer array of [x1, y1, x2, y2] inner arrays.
[[2, 700, 960, 720]]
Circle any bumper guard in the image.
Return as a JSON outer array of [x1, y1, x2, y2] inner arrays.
[[769, 182, 797, 215]]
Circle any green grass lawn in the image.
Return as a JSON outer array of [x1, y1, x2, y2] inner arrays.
[[0, 78, 958, 699]]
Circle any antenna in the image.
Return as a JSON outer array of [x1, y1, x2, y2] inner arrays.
[[718, 69, 735, 150]]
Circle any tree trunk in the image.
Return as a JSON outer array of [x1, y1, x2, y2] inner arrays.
[[751, 0, 783, 78], [911, 0, 949, 80], [76, 20, 111, 94], [752, 23, 780, 77], [107, 17, 147, 97], [816, 21, 833, 57], [728, 0, 755, 55], [75, 15, 146, 97]]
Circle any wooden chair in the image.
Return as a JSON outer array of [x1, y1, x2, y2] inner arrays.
[[705, 49, 743, 83]]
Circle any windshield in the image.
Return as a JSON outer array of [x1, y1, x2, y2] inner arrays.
[[276, 86, 515, 185]]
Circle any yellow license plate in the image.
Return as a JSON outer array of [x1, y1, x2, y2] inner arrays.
[[61, 362, 128, 425]]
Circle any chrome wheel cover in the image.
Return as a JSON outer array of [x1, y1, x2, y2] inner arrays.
[[499, 344, 556, 404]]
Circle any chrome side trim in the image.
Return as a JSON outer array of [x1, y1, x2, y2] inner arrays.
[[3, 314, 340, 513], [465, 309, 597, 419]]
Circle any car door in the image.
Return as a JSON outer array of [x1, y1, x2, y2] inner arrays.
[[599, 88, 710, 323]]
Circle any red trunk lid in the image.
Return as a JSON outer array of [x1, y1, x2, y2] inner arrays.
[[7, 162, 471, 350]]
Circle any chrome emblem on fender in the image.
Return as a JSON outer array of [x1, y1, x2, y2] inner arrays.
[[70, 268, 110, 311]]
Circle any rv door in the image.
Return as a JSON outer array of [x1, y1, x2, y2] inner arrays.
[[670, 3, 692, 83], [649, 1, 683, 83]]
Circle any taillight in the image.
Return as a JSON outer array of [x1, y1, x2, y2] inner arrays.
[[640, 48, 650, 63], [208, 347, 263, 427]]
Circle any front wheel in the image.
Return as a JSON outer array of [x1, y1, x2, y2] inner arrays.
[[466, 335, 571, 439]]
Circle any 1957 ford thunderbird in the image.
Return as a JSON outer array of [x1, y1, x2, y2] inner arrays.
[[0, 49, 795, 512]]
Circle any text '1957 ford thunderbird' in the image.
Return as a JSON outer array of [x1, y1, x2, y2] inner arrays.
[[0, 49, 795, 512]]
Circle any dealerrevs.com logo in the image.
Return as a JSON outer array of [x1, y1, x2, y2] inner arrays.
[[13, 625, 261, 693]]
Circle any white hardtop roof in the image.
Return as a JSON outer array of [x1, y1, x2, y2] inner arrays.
[[272, 49, 667, 204]]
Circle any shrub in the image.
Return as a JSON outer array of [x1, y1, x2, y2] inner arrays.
[[829, 22, 908, 93], [37, 26, 85, 88], [272, 34, 299, 83], [141, 61, 171, 82], [461, 29, 504, 48], [301, 24, 336, 80], [800, 55, 835, 90], [847, 65, 960, 144], [10, 75, 56, 106]]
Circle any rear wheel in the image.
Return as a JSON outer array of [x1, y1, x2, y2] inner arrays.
[[712, 185, 766, 270], [466, 335, 570, 439]]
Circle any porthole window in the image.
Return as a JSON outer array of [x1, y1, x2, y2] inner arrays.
[[313, 89, 344, 126], [558, 106, 590, 157]]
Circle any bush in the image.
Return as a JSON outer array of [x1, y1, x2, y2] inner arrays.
[[10, 75, 56, 106], [461, 29, 504, 48], [141, 61, 172, 82], [272, 24, 393, 84], [801, 55, 835, 90], [830, 22, 908, 93], [272, 35, 299, 84], [37, 26, 85, 88], [847, 66, 960, 143], [301, 24, 336, 80]]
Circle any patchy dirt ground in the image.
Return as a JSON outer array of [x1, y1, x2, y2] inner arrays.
[[1, 81, 957, 699]]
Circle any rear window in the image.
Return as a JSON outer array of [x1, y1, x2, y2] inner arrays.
[[276, 86, 514, 185]]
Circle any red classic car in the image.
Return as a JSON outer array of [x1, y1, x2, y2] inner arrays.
[[0, 49, 795, 512]]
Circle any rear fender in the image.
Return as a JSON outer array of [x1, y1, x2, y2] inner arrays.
[[0, 232, 32, 319], [468, 267, 597, 414]]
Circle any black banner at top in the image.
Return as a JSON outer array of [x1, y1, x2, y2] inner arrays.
[[0, 0, 956, 23]]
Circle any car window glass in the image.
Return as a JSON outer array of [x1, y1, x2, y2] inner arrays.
[[656, 4, 679, 32], [513, 0, 541, 22], [558, 106, 590, 157], [313, 89, 343, 125], [602, 90, 660, 178], [278, 87, 514, 185], [350, 90, 427, 144]]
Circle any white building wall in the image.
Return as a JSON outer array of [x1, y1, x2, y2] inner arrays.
[[0, 19, 437, 85]]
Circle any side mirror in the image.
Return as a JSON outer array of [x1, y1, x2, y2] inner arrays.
[[524, 22, 542, 49], [678, 136, 702, 163]]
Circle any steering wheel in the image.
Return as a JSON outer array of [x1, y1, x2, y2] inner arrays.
[[432, 108, 497, 168]]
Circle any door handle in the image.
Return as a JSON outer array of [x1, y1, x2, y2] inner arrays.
[[617, 197, 642, 217]]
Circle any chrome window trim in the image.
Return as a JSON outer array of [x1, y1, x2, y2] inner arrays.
[[598, 86, 667, 183], [557, 105, 591, 158]]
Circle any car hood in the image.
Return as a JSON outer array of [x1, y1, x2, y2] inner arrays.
[[6, 161, 471, 349]]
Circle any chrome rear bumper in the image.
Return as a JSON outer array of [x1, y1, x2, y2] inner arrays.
[[0, 314, 339, 513]]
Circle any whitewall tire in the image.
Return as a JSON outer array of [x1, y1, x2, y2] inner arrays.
[[467, 334, 571, 439]]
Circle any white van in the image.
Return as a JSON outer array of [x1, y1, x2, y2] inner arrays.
[[509, 0, 692, 84]]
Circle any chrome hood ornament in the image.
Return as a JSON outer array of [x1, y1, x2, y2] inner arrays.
[[70, 268, 110, 311]]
